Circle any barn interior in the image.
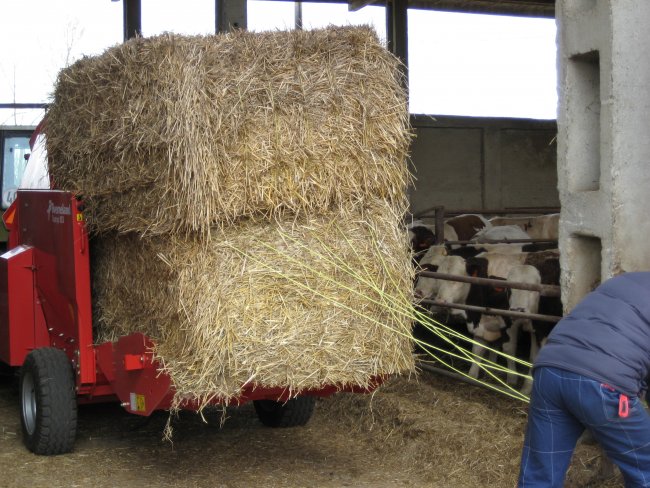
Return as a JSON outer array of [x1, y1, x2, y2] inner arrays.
[[1, 0, 642, 486]]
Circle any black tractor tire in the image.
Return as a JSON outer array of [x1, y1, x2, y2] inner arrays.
[[253, 396, 316, 428], [20, 348, 77, 455]]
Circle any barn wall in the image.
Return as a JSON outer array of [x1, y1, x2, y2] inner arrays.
[[409, 115, 559, 217], [557, 0, 650, 311]]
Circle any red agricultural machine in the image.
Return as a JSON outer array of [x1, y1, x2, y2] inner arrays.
[[0, 189, 380, 455]]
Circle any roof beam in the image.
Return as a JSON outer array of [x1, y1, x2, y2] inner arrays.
[[351, 0, 555, 18], [349, 0, 376, 11]]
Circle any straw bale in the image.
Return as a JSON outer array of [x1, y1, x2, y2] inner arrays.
[[92, 200, 415, 403], [47, 26, 411, 236]]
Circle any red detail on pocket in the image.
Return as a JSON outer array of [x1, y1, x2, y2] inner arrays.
[[601, 383, 616, 392], [619, 394, 630, 418]]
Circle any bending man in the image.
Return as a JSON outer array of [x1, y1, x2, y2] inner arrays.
[[518, 272, 650, 487]]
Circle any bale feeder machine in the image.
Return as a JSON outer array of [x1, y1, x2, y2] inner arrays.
[[0, 189, 381, 455]]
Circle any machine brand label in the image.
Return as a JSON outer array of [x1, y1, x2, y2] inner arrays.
[[46, 200, 71, 224]]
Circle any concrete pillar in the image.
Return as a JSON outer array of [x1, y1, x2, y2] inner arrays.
[[557, 1, 650, 310]]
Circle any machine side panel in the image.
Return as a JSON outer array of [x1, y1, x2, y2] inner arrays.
[[15, 190, 95, 385], [0, 245, 39, 366]]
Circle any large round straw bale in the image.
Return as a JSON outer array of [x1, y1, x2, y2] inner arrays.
[[47, 26, 411, 236], [92, 200, 415, 403]]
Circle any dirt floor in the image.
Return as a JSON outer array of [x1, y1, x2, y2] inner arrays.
[[0, 370, 624, 488]]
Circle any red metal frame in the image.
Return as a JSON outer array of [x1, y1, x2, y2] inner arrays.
[[0, 190, 382, 415]]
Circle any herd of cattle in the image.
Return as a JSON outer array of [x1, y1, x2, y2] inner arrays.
[[408, 213, 562, 394]]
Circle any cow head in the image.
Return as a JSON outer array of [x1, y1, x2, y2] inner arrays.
[[414, 263, 439, 299], [433, 256, 470, 318]]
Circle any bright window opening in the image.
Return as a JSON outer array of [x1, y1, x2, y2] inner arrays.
[[408, 10, 557, 119], [141, 0, 215, 35], [1, 2, 557, 125], [248, 1, 386, 41]]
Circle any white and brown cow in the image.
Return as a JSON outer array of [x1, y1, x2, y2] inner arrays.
[[408, 221, 459, 263], [506, 262, 562, 394], [489, 213, 559, 241], [505, 265, 542, 390], [445, 214, 491, 241], [469, 253, 560, 386], [471, 224, 531, 242]]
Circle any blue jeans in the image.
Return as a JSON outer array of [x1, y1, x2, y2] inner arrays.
[[519, 366, 650, 487]]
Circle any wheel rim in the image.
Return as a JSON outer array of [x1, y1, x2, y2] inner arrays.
[[21, 371, 37, 435]]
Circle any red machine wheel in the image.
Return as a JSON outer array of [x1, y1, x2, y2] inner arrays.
[[20, 348, 77, 455], [253, 396, 316, 427]]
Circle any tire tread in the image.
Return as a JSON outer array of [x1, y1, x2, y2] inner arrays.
[[20, 348, 77, 455], [253, 396, 315, 428]]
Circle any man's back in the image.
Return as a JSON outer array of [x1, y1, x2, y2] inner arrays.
[[534, 272, 650, 396]]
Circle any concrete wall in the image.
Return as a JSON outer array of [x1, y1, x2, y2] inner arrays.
[[409, 115, 559, 217], [557, 0, 650, 310]]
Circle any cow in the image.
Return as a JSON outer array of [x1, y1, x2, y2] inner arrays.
[[444, 214, 490, 241], [414, 246, 447, 299], [504, 265, 542, 390], [443, 241, 558, 261], [500, 259, 562, 392], [415, 254, 470, 311], [471, 225, 530, 242], [412, 253, 472, 363], [468, 251, 562, 386], [488, 213, 559, 241], [408, 221, 458, 264]]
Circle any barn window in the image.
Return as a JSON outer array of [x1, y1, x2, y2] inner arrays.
[[248, 1, 386, 39], [408, 10, 557, 119], [141, 0, 215, 35]]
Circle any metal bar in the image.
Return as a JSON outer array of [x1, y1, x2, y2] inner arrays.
[[444, 238, 557, 245], [420, 298, 561, 323], [448, 208, 560, 215], [295, 2, 303, 29], [407, 0, 555, 18], [216, 0, 247, 32], [123, 0, 142, 41], [415, 207, 560, 218], [504, 207, 561, 211], [434, 206, 445, 245], [417, 271, 561, 297], [385, 0, 393, 53], [389, 0, 408, 82], [349, 0, 375, 11], [0, 103, 47, 110], [416, 362, 529, 399]]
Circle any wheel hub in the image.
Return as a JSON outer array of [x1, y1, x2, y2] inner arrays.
[[21, 371, 37, 436]]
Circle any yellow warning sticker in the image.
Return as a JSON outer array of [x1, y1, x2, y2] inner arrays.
[[130, 392, 146, 412], [76, 213, 84, 222], [135, 394, 146, 412]]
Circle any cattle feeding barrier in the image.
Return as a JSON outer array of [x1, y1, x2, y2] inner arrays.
[[415, 270, 562, 323], [443, 238, 558, 246]]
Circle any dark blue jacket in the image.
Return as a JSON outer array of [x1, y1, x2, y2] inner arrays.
[[534, 272, 650, 396]]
